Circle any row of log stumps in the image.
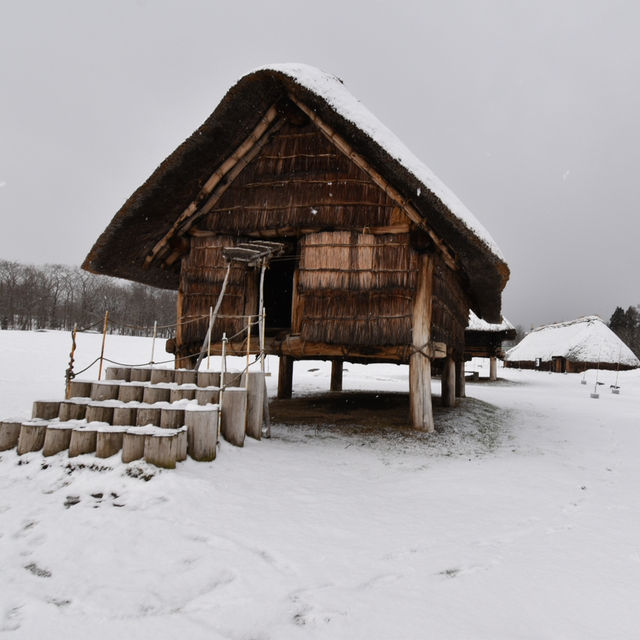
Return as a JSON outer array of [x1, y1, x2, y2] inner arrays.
[[0, 365, 268, 470]]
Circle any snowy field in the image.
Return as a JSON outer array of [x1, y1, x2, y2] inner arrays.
[[1, 330, 640, 639]]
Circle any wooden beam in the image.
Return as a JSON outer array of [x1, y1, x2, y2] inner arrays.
[[188, 224, 412, 239], [145, 104, 281, 266], [289, 96, 457, 271], [409, 254, 434, 431], [199, 335, 445, 363]]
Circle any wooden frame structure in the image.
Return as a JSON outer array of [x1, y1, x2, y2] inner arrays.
[[83, 65, 510, 431]]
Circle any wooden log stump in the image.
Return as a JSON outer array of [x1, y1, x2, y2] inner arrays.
[[67, 380, 92, 398], [96, 426, 128, 458], [143, 386, 171, 404], [177, 427, 187, 462], [170, 386, 197, 402], [0, 420, 23, 451], [223, 371, 243, 388], [90, 382, 120, 401], [160, 407, 185, 429], [221, 387, 247, 447], [129, 368, 152, 382], [197, 371, 220, 388], [113, 405, 138, 426], [59, 400, 88, 421], [32, 401, 61, 420], [43, 423, 76, 456], [195, 387, 220, 406], [68, 425, 98, 457], [144, 432, 178, 469], [185, 407, 218, 461], [175, 369, 197, 385], [136, 406, 162, 426], [85, 404, 115, 424], [118, 383, 146, 403], [150, 368, 176, 384], [105, 367, 131, 381], [17, 420, 49, 454], [277, 356, 293, 399], [330, 359, 343, 392], [243, 372, 265, 440], [122, 428, 148, 462]]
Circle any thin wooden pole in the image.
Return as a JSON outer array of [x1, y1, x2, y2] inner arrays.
[[195, 263, 231, 371], [245, 313, 252, 388], [150, 320, 158, 367], [65, 323, 77, 399], [260, 307, 266, 373], [218, 333, 228, 446], [98, 310, 109, 381], [207, 306, 213, 370]]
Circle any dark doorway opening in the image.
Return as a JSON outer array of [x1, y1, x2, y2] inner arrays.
[[263, 242, 298, 334]]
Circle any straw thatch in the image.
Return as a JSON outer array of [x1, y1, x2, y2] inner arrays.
[[82, 65, 509, 323]]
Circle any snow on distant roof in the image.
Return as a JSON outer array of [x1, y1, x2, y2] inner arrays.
[[257, 63, 504, 262], [505, 316, 639, 366], [467, 310, 514, 332]]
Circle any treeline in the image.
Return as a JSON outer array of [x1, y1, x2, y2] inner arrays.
[[0, 260, 177, 337], [609, 306, 640, 357]]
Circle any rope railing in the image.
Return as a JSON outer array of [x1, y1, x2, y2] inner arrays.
[[65, 308, 268, 389]]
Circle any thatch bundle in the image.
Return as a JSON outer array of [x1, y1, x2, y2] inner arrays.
[[200, 122, 396, 234], [179, 235, 255, 349]]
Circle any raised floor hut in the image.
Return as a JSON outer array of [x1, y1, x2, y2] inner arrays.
[[465, 311, 516, 382], [83, 64, 510, 431]]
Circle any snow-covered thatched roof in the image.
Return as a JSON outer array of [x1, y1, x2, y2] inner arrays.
[[83, 63, 509, 322], [505, 316, 639, 367], [467, 310, 514, 333]]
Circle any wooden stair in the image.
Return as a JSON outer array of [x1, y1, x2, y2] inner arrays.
[[0, 366, 267, 469]]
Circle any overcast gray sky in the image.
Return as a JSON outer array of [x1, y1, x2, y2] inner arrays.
[[1, 0, 638, 329]]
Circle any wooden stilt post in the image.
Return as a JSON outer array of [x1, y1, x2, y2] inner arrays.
[[441, 355, 456, 407], [98, 310, 109, 381], [409, 254, 434, 431], [330, 359, 343, 392], [277, 355, 293, 399], [489, 356, 498, 381], [455, 360, 466, 398]]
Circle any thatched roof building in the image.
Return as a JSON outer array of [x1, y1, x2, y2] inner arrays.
[[505, 316, 639, 372], [83, 64, 510, 430], [465, 311, 516, 359]]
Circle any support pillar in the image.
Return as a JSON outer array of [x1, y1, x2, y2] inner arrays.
[[441, 355, 456, 407], [489, 356, 498, 381], [455, 360, 466, 398], [277, 355, 293, 399], [330, 359, 343, 392], [410, 254, 434, 431]]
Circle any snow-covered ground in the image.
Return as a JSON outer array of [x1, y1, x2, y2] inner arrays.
[[1, 330, 640, 639]]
